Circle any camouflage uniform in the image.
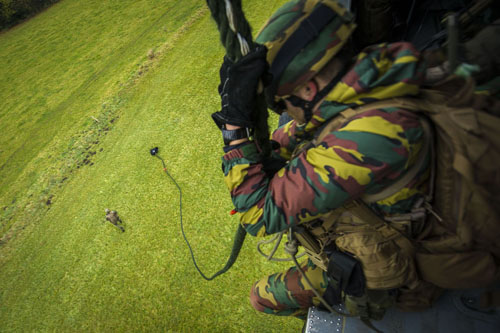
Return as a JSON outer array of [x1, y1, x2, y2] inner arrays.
[[250, 259, 329, 318], [220, 0, 428, 318]]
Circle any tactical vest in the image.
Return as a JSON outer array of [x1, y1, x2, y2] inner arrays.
[[291, 75, 500, 315]]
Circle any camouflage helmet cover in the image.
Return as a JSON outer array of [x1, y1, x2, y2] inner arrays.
[[256, 0, 356, 99]]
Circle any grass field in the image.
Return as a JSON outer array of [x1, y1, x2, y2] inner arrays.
[[0, 0, 302, 331]]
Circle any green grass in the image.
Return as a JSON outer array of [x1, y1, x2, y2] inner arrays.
[[0, 0, 301, 331]]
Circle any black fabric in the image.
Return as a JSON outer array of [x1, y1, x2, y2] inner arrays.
[[261, 141, 287, 177], [212, 45, 269, 129], [320, 281, 343, 311], [268, 4, 337, 98], [327, 250, 366, 297], [261, 156, 287, 177], [265, 86, 281, 114]]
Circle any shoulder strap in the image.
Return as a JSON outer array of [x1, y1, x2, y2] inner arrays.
[[313, 99, 421, 145], [291, 98, 421, 159]]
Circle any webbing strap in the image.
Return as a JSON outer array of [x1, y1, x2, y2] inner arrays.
[[313, 98, 419, 144], [453, 153, 475, 183], [269, 4, 337, 96], [349, 295, 385, 333], [342, 200, 387, 232], [361, 317, 384, 333], [480, 290, 500, 308]]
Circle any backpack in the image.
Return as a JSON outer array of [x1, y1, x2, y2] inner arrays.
[[396, 76, 500, 289], [294, 75, 500, 318]]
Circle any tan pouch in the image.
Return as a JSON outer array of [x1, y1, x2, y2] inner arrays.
[[336, 227, 419, 290], [415, 251, 498, 289]]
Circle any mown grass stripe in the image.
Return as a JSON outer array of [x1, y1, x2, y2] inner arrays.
[[0, 1, 296, 332]]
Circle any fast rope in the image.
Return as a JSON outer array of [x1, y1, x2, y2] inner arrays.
[[203, 3, 351, 319], [206, 0, 271, 158], [150, 147, 245, 280], [170, 0, 272, 280], [150, 1, 271, 281], [205, 0, 348, 315]]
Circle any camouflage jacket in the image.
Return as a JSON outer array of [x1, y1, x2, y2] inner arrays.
[[221, 42, 429, 237]]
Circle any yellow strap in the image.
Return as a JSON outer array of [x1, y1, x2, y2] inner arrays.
[[339, 107, 359, 119], [345, 200, 386, 229], [453, 153, 475, 183], [314, 98, 421, 144]]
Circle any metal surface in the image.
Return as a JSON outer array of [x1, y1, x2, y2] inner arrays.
[[305, 288, 500, 333], [306, 305, 345, 333]]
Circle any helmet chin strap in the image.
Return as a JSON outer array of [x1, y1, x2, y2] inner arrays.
[[287, 82, 319, 124], [287, 66, 349, 123]]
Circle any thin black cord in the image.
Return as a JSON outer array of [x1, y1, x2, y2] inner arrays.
[[155, 154, 210, 279], [154, 154, 246, 281]]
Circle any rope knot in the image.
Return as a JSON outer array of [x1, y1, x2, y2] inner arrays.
[[284, 240, 298, 256]]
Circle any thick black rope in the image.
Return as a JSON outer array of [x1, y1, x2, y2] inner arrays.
[[199, 0, 272, 280], [206, 0, 254, 61], [206, 0, 271, 158]]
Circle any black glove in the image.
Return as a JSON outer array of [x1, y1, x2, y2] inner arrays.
[[212, 45, 268, 129]]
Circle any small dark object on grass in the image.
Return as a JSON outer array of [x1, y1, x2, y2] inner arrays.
[[105, 208, 125, 232]]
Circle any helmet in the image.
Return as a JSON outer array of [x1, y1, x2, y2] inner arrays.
[[255, 0, 356, 111]]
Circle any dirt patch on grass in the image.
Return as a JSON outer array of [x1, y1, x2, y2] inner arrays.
[[0, 98, 122, 247]]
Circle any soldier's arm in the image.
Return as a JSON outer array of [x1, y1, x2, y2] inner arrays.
[[221, 109, 424, 236], [270, 120, 306, 160]]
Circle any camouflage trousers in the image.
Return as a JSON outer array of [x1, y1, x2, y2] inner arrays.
[[249, 259, 330, 319]]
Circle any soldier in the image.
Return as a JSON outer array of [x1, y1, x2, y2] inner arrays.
[[212, 0, 429, 320], [105, 208, 124, 232], [211, 0, 500, 327], [207, 0, 498, 328]]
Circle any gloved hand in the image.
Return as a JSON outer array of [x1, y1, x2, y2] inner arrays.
[[212, 45, 269, 129]]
